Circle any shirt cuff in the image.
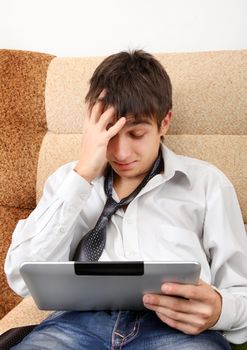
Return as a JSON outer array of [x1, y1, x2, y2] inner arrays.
[[56, 169, 92, 209], [209, 287, 236, 331]]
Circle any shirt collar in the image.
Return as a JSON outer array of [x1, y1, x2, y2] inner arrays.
[[161, 143, 191, 188]]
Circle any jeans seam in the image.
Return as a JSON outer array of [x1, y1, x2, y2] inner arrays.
[[111, 312, 121, 350], [122, 317, 140, 345], [121, 314, 140, 345], [111, 312, 141, 349]]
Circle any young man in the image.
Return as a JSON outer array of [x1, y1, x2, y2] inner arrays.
[[5, 50, 247, 349]]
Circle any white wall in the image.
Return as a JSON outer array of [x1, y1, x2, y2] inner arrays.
[[0, 0, 246, 57]]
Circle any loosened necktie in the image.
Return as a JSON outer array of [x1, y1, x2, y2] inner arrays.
[[73, 149, 164, 261]]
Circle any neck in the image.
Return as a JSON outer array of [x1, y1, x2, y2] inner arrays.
[[113, 175, 146, 200]]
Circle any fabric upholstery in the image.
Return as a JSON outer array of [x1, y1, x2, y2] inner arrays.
[[0, 50, 54, 318], [0, 297, 51, 335]]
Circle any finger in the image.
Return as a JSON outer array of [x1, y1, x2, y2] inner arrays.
[[144, 300, 208, 327], [144, 292, 219, 327], [97, 106, 116, 129], [156, 312, 204, 335], [98, 89, 107, 100], [161, 282, 205, 301], [147, 303, 202, 327], [107, 117, 126, 139], [90, 91, 107, 122], [143, 294, 192, 314]]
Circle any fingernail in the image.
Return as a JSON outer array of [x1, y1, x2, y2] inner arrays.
[[161, 284, 169, 293], [143, 295, 151, 304]]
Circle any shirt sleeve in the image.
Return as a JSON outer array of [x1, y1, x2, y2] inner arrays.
[[4, 162, 92, 297], [203, 184, 247, 344]]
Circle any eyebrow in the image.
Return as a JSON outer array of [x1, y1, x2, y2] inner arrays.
[[125, 119, 152, 127]]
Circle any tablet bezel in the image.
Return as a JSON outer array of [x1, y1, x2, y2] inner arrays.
[[20, 261, 201, 311]]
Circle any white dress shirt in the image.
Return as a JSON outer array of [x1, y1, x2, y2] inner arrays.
[[4, 145, 247, 344]]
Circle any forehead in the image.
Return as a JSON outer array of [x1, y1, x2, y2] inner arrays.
[[123, 115, 156, 128]]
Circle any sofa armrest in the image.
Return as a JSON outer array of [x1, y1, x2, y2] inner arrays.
[[0, 296, 51, 335]]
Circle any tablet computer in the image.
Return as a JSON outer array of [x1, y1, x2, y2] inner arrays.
[[19, 261, 201, 311]]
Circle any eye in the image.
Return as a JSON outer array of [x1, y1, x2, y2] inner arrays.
[[130, 132, 145, 139]]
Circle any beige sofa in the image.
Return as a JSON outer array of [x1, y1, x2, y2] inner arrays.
[[0, 49, 246, 347]]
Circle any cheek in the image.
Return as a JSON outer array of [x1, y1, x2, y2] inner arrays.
[[129, 141, 145, 155], [142, 135, 160, 152]]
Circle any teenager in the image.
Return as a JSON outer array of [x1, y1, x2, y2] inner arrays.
[[5, 50, 247, 349]]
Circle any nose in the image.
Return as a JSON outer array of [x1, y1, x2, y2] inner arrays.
[[109, 134, 131, 162]]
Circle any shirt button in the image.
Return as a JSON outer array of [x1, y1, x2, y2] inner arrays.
[[59, 227, 65, 233]]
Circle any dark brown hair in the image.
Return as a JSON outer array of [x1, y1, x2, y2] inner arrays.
[[85, 50, 172, 128]]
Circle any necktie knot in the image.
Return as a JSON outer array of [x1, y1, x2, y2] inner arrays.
[[103, 197, 119, 218]]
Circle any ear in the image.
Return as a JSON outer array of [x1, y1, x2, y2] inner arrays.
[[160, 111, 173, 136]]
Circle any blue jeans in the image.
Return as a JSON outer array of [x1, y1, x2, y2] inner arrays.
[[12, 310, 231, 350]]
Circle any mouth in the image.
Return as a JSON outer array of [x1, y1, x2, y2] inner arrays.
[[112, 161, 137, 170]]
